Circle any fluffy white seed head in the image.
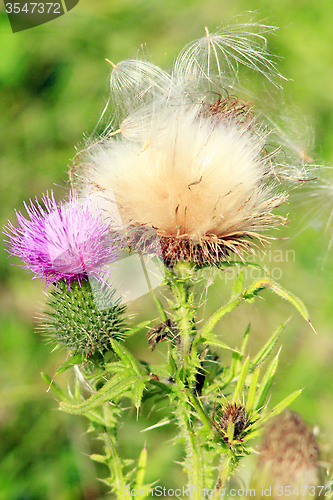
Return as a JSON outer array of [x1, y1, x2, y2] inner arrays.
[[73, 22, 307, 265]]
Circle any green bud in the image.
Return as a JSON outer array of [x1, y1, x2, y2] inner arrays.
[[41, 280, 127, 362]]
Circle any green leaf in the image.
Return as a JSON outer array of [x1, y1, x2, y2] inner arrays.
[[240, 429, 262, 443], [141, 417, 173, 433], [200, 297, 242, 338], [103, 433, 128, 498], [254, 348, 281, 411], [110, 339, 143, 376], [219, 350, 239, 389], [147, 378, 174, 395], [244, 278, 315, 331], [135, 446, 147, 490], [256, 389, 303, 426], [90, 453, 108, 464], [231, 270, 244, 300], [60, 374, 150, 414], [126, 320, 152, 337], [40, 372, 67, 400], [250, 318, 290, 370], [133, 380, 145, 410], [232, 357, 250, 403], [54, 354, 85, 376], [246, 365, 260, 413], [233, 323, 251, 375], [187, 390, 213, 437], [197, 333, 237, 352], [240, 323, 251, 357], [167, 349, 177, 378]]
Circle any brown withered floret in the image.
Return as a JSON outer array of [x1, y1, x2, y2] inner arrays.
[[146, 318, 180, 351], [213, 402, 250, 442]]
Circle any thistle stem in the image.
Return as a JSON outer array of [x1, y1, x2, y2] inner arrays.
[[177, 406, 203, 500], [218, 450, 239, 490], [166, 263, 196, 362]]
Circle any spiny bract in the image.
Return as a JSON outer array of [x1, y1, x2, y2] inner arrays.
[[41, 280, 127, 361]]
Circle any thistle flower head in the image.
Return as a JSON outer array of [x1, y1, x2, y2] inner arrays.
[[3, 191, 121, 287], [74, 22, 306, 267], [254, 410, 322, 492]]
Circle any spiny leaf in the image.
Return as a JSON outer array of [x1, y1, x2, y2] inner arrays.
[[135, 446, 147, 490], [240, 429, 262, 443], [141, 417, 173, 433], [246, 365, 260, 413], [200, 297, 242, 338], [254, 348, 281, 411], [167, 349, 177, 378], [133, 380, 145, 410], [245, 278, 315, 331], [90, 453, 108, 464], [240, 323, 251, 357], [231, 270, 244, 300], [250, 319, 289, 370], [126, 320, 152, 337], [41, 372, 67, 400], [54, 354, 85, 376], [256, 389, 303, 426], [103, 433, 128, 498], [193, 331, 237, 353], [110, 339, 143, 376], [232, 357, 250, 403], [60, 374, 150, 414]]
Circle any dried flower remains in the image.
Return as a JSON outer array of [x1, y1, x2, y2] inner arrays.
[[254, 410, 322, 495]]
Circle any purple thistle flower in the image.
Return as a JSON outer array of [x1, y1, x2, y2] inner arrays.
[[3, 191, 122, 288]]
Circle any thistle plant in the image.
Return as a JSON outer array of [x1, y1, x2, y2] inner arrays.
[[3, 21, 326, 498]]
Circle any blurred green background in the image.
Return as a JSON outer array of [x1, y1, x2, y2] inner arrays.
[[1, 0, 333, 498]]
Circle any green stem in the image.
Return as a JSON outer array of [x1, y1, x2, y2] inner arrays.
[[218, 450, 239, 490], [86, 404, 130, 500], [171, 278, 193, 358], [178, 407, 203, 500], [187, 390, 214, 437], [103, 432, 129, 500], [166, 263, 196, 363]]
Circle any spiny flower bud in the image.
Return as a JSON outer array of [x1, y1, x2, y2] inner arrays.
[[41, 280, 127, 362], [213, 402, 250, 443], [253, 410, 322, 499]]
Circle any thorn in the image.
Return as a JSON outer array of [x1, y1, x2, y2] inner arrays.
[[308, 319, 317, 335], [205, 26, 210, 37], [105, 58, 116, 68]]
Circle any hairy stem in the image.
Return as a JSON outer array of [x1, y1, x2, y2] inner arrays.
[[177, 406, 204, 500], [166, 263, 196, 363]]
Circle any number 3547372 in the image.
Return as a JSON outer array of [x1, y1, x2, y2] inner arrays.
[[5, 3, 61, 14]]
